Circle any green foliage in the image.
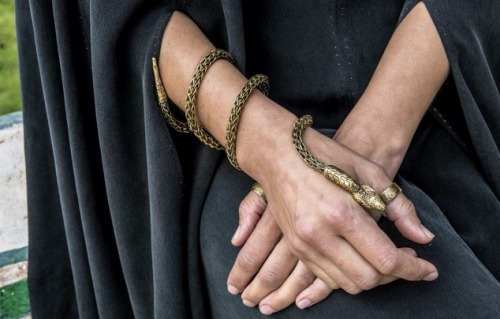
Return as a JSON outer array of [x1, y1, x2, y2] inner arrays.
[[0, 280, 30, 319], [0, 0, 21, 115]]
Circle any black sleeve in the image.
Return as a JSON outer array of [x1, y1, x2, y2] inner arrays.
[[400, 0, 500, 196]]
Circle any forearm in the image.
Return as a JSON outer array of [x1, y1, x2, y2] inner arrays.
[[161, 13, 437, 304], [159, 12, 297, 180], [335, 2, 449, 178], [159, 12, 361, 184]]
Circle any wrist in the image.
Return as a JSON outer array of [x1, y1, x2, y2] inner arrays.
[[236, 95, 298, 182], [334, 115, 409, 179]]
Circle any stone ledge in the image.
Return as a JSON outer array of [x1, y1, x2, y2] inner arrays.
[[0, 262, 27, 287], [0, 112, 30, 317], [0, 111, 27, 254], [0, 111, 22, 130]]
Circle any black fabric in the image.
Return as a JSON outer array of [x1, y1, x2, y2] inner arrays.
[[200, 124, 500, 318], [16, 0, 499, 318]]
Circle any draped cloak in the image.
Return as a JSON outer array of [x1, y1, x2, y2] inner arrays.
[[15, 0, 500, 317]]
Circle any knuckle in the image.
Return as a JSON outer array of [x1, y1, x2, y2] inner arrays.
[[325, 280, 339, 290], [324, 208, 344, 225], [399, 197, 416, 216], [344, 284, 363, 295], [259, 267, 286, 288], [376, 252, 400, 275], [294, 269, 316, 288], [260, 213, 281, 233], [371, 163, 387, 181], [296, 221, 320, 244], [359, 162, 388, 189], [236, 249, 260, 273], [287, 235, 307, 256], [238, 199, 255, 218], [324, 205, 355, 232], [355, 272, 382, 291]]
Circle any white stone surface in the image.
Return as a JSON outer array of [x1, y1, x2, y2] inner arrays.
[[0, 124, 28, 253]]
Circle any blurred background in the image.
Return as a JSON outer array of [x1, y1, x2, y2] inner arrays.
[[0, 0, 30, 318], [0, 0, 21, 116]]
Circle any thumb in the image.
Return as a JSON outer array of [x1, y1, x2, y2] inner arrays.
[[232, 190, 267, 246], [357, 166, 435, 245], [386, 192, 435, 244]]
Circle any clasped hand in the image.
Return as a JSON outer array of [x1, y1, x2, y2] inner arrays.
[[226, 127, 437, 315]]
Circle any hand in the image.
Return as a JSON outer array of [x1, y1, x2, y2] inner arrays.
[[161, 8, 442, 315], [228, 187, 421, 315], [228, 129, 436, 314], [228, 192, 337, 314], [238, 127, 437, 293]]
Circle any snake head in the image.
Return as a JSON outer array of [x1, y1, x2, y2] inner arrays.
[[353, 184, 387, 216]]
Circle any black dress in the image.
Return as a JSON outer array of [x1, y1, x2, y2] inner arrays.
[[16, 0, 500, 317]]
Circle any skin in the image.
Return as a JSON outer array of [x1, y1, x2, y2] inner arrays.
[[229, 2, 449, 315], [159, 1, 447, 315]]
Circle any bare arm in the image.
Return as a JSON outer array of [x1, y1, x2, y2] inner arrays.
[[229, 3, 448, 314], [159, 12, 297, 181], [336, 2, 449, 177], [159, 9, 437, 310]]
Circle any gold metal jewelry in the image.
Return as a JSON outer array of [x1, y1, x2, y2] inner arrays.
[[226, 75, 270, 170], [380, 183, 402, 205], [292, 115, 387, 216], [251, 183, 267, 203], [185, 49, 234, 150], [152, 57, 190, 133]]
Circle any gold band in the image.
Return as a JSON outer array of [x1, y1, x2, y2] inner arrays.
[[152, 57, 190, 133], [226, 75, 270, 170], [185, 49, 235, 150], [292, 115, 387, 216], [380, 183, 402, 205], [251, 183, 267, 203]]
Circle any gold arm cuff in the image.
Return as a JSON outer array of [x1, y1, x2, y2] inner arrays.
[[185, 49, 234, 150], [152, 57, 190, 133], [226, 75, 270, 170]]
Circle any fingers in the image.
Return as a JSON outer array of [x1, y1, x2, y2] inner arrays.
[[295, 224, 389, 294], [293, 266, 399, 311], [229, 193, 424, 315], [232, 190, 267, 246], [355, 162, 436, 245], [255, 256, 402, 316], [257, 261, 319, 314], [360, 170, 437, 279], [227, 209, 281, 294], [295, 277, 335, 310], [241, 239, 298, 308], [253, 258, 398, 315], [302, 235, 384, 293], [386, 193, 435, 244], [290, 198, 438, 286], [337, 211, 438, 282]]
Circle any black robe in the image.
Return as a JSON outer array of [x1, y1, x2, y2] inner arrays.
[[16, 0, 500, 317]]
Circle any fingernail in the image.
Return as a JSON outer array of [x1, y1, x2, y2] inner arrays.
[[420, 225, 435, 239], [242, 299, 256, 307], [227, 285, 240, 295], [231, 226, 241, 242], [260, 305, 275, 315], [297, 298, 312, 309], [423, 272, 439, 281]]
